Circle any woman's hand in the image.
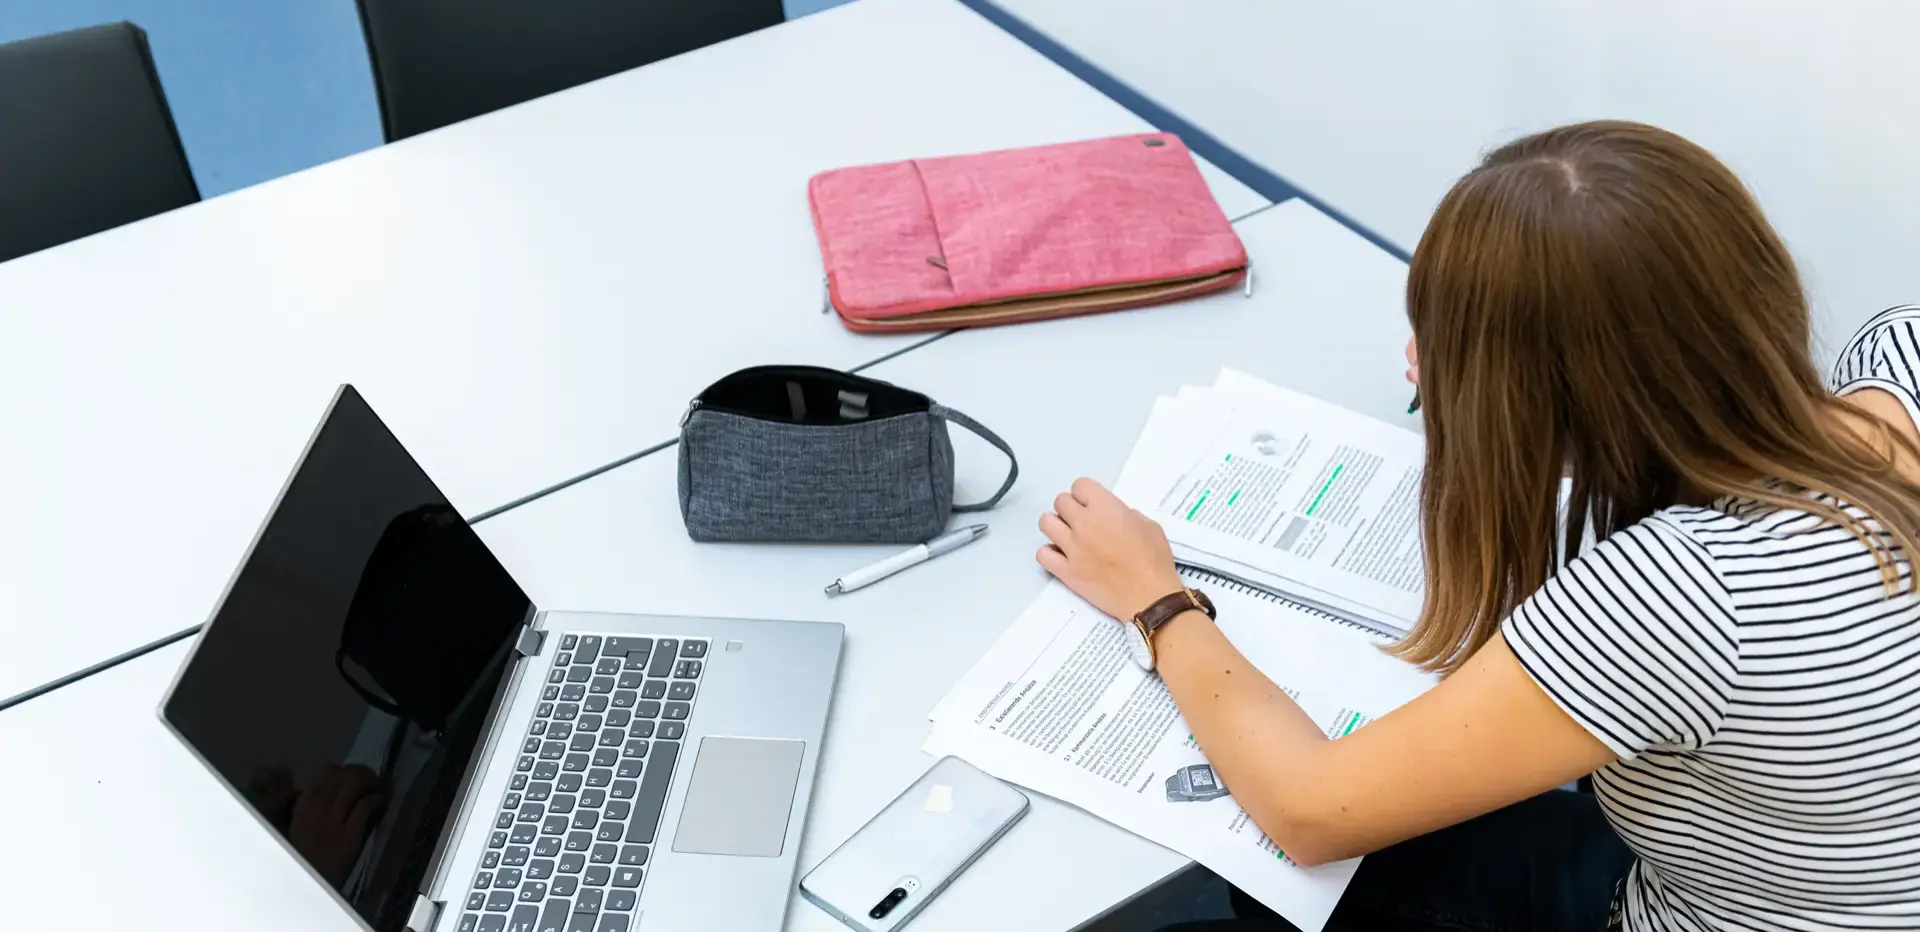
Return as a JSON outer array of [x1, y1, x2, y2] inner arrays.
[[1036, 478, 1185, 621]]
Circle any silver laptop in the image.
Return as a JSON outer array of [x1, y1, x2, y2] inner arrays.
[[159, 385, 843, 932]]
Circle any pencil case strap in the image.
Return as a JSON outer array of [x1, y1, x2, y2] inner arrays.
[[932, 403, 1018, 513]]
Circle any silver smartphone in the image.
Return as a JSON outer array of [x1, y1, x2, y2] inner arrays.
[[800, 756, 1030, 931]]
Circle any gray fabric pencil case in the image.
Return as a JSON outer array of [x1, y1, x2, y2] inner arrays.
[[676, 365, 1018, 543]]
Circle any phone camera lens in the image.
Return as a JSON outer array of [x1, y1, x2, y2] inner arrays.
[[868, 887, 910, 919]]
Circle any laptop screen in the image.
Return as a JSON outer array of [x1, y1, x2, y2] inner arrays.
[[163, 386, 533, 932]]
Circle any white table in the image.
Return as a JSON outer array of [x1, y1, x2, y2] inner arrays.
[[0, 203, 1402, 932], [0, 0, 1265, 702]]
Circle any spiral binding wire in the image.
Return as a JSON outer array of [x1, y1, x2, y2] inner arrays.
[[1176, 566, 1395, 639]]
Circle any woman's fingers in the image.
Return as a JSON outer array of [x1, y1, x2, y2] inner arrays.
[[1070, 476, 1115, 507], [1036, 544, 1068, 576], [1053, 491, 1085, 524], [1038, 511, 1072, 549]]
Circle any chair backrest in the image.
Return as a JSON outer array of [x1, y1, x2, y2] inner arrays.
[[356, 0, 786, 141], [0, 22, 199, 264]]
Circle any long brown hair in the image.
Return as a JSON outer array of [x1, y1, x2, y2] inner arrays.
[[1395, 120, 1920, 675]]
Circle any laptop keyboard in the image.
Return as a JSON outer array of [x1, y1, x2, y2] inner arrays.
[[457, 634, 709, 932]]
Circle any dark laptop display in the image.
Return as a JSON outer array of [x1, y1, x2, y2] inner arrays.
[[163, 387, 533, 932]]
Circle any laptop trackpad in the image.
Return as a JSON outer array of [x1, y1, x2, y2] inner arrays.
[[671, 737, 806, 857]]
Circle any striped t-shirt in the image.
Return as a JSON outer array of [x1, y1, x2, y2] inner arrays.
[[1504, 305, 1920, 931]]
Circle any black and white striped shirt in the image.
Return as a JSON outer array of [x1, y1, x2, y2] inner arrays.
[[1505, 306, 1920, 931]]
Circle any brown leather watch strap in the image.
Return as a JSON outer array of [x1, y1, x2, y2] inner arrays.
[[1134, 587, 1216, 644]]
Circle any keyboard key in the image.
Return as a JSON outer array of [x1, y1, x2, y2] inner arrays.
[[596, 823, 623, 842], [559, 853, 585, 874], [612, 868, 642, 889], [547, 669, 565, 684], [582, 789, 607, 808], [578, 714, 603, 731], [561, 685, 586, 701], [616, 672, 644, 690], [595, 658, 622, 675], [622, 653, 648, 671], [618, 845, 648, 866], [589, 677, 615, 695], [516, 804, 545, 823], [518, 883, 547, 903], [659, 722, 685, 740], [662, 702, 689, 721], [503, 847, 530, 867], [558, 774, 583, 793], [590, 844, 618, 865], [480, 916, 506, 932], [529, 721, 547, 736], [542, 816, 569, 835], [548, 723, 573, 740], [526, 781, 551, 801], [484, 851, 501, 869], [543, 686, 561, 701], [555, 652, 572, 666], [488, 892, 515, 912], [491, 831, 510, 848], [561, 635, 578, 650], [528, 859, 554, 880], [511, 824, 538, 845], [585, 866, 612, 887], [522, 737, 540, 754], [553, 876, 580, 898], [564, 753, 590, 772], [511, 774, 530, 791], [566, 666, 592, 684], [597, 916, 630, 932], [610, 780, 636, 800], [497, 812, 515, 829], [516, 758, 534, 775], [640, 680, 667, 700], [630, 741, 679, 843], [573, 810, 598, 830], [535, 762, 560, 780], [648, 641, 677, 677], [630, 722, 655, 740], [610, 691, 636, 710], [535, 896, 567, 932], [461, 912, 480, 932], [576, 636, 601, 662], [606, 891, 636, 911], [566, 831, 594, 852], [567, 912, 596, 932], [569, 733, 596, 752], [555, 704, 580, 721], [587, 768, 613, 788], [600, 728, 626, 747], [534, 838, 562, 858], [635, 701, 661, 719], [585, 696, 610, 713], [680, 640, 708, 658], [510, 904, 539, 932], [606, 710, 631, 728], [466, 895, 486, 913], [673, 660, 702, 679], [616, 759, 643, 779], [606, 801, 631, 820], [475, 872, 494, 889], [546, 793, 571, 813], [540, 742, 566, 760], [575, 890, 603, 913], [667, 682, 696, 701], [592, 748, 620, 767], [494, 869, 523, 888], [603, 637, 652, 659]]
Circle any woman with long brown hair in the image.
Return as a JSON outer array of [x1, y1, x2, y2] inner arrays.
[[1039, 120, 1920, 930]]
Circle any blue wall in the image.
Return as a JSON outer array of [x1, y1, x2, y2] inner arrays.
[[0, 0, 854, 198]]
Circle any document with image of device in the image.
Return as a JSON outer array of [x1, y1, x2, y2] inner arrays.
[[925, 575, 1435, 931], [1114, 369, 1427, 637]]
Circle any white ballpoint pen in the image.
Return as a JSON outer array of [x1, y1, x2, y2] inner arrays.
[[823, 524, 990, 595]]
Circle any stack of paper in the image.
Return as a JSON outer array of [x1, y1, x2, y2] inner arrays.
[[924, 370, 1438, 932]]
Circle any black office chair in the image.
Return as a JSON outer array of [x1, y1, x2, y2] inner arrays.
[[356, 0, 786, 141], [0, 22, 199, 264]]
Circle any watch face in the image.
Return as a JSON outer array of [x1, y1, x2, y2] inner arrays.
[[1126, 622, 1154, 670]]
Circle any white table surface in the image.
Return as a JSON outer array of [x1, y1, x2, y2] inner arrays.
[[0, 0, 1265, 701], [0, 202, 1402, 932]]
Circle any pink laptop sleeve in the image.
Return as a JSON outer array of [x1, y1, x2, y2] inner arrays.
[[808, 132, 1248, 332]]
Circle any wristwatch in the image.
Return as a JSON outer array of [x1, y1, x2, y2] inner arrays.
[[1125, 587, 1216, 671]]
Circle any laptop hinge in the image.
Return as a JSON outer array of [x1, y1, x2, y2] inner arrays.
[[405, 895, 442, 932], [514, 626, 546, 658]]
